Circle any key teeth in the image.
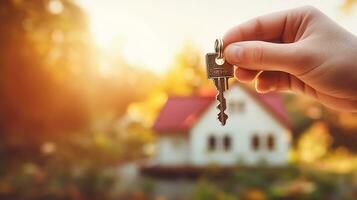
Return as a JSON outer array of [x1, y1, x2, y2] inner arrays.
[[216, 92, 228, 125], [217, 112, 228, 125], [216, 93, 226, 104], [216, 103, 226, 110]]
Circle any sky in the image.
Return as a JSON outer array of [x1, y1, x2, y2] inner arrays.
[[76, 0, 357, 74]]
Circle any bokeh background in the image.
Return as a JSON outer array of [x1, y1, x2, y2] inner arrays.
[[0, 0, 356, 199]]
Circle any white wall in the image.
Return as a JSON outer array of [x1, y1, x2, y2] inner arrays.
[[156, 135, 189, 166], [190, 85, 291, 166]]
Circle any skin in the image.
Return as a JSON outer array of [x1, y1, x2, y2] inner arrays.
[[223, 6, 357, 112]]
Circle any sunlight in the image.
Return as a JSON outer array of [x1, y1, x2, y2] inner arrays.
[[81, 2, 176, 74], [90, 22, 174, 74], [48, 0, 63, 14], [78, 0, 357, 76]]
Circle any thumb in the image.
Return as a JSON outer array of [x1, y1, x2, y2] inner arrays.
[[224, 41, 306, 75]]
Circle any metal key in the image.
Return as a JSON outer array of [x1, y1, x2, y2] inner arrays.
[[205, 38, 233, 126]]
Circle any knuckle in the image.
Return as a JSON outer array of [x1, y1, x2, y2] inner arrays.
[[300, 5, 317, 13], [299, 5, 321, 17]]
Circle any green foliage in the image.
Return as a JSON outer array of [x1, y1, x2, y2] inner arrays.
[[193, 181, 238, 200], [190, 165, 355, 200]]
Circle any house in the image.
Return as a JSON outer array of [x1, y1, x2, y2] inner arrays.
[[151, 83, 292, 168]]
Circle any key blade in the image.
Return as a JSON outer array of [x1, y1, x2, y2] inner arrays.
[[216, 78, 228, 126], [225, 78, 229, 90]]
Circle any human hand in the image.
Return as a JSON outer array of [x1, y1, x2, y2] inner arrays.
[[223, 6, 357, 111]]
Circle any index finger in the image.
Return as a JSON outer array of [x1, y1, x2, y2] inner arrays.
[[223, 7, 303, 46]]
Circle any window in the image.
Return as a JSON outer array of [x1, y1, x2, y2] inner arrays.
[[229, 101, 245, 113], [223, 135, 232, 151], [251, 134, 260, 151], [267, 134, 275, 151], [208, 135, 216, 151]]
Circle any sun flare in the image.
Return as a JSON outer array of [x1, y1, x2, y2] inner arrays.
[[82, 2, 177, 74]]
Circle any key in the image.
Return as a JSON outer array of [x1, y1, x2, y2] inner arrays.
[[205, 38, 233, 125]]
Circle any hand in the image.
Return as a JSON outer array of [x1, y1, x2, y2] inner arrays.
[[223, 6, 357, 112]]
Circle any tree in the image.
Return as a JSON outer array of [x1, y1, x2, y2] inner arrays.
[[127, 42, 211, 126], [0, 0, 94, 139], [0, 1, 159, 198], [296, 122, 332, 163], [163, 42, 210, 96]]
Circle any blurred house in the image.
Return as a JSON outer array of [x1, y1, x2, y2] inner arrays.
[[150, 83, 291, 169]]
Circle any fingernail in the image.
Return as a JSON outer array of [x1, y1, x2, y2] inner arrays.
[[225, 44, 243, 63], [255, 79, 277, 93], [267, 84, 277, 92], [257, 86, 276, 93]]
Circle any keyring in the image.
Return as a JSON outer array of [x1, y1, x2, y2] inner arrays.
[[214, 38, 224, 59]]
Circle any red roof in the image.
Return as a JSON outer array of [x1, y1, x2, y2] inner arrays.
[[153, 84, 291, 133], [153, 96, 214, 133]]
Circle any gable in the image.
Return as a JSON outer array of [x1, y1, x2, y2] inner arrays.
[[152, 83, 291, 134]]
